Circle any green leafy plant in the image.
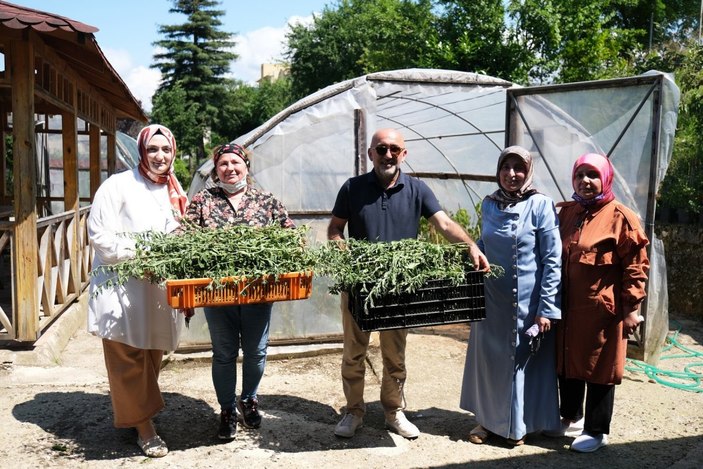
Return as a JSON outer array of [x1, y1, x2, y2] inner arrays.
[[92, 214, 502, 310], [419, 205, 482, 244], [314, 238, 502, 308], [92, 224, 316, 294]]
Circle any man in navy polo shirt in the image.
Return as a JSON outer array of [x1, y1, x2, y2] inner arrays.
[[327, 128, 489, 440]]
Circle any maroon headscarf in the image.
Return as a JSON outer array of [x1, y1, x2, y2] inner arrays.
[[210, 143, 251, 184], [571, 152, 615, 207], [137, 124, 187, 217], [213, 143, 250, 167]]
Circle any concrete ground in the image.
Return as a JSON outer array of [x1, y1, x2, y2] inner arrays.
[[2, 293, 703, 468]]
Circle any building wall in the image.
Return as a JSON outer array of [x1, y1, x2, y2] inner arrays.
[[259, 63, 290, 83]]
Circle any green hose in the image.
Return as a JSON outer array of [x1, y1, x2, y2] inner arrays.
[[625, 320, 703, 392]]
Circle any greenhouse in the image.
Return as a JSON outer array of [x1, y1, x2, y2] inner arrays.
[[184, 68, 679, 365]]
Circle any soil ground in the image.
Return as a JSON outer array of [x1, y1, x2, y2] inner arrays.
[[1, 317, 703, 469]]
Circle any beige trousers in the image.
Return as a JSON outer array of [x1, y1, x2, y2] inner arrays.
[[340, 292, 408, 418], [102, 338, 164, 428]]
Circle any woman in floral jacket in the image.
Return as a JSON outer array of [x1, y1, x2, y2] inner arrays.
[[182, 143, 294, 441]]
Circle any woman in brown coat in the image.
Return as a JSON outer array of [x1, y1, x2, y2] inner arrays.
[[554, 153, 649, 453]]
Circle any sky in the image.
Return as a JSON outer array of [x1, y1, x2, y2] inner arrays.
[[16, 0, 332, 111]]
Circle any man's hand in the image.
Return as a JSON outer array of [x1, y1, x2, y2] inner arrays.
[[468, 243, 490, 272]]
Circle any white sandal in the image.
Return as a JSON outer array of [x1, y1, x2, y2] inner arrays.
[[137, 434, 168, 458]]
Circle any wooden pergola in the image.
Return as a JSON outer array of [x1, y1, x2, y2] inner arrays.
[[0, 2, 147, 343]]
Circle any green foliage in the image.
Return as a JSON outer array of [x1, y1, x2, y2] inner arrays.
[[660, 149, 702, 214], [93, 224, 316, 293], [418, 206, 481, 245], [614, 0, 702, 46], [507, 0, 644, 83], [151, 0, 237, 161], [153, 0, 236, 91], [434, 0, 531, 83], [315, 237, 502, 308], [252, 78, 295, 126], [314, 238, 472, 308], [285, 0, 695, 90], [285, 0, 438, 99], [657, 40, 703, 215], [172, 158, 191, 191], [92, 222, 502, 310], [215, 78, 296, 140], [151, 83, 200, 153]]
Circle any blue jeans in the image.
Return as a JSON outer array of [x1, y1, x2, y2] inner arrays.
[[204, 303, 273, 410]]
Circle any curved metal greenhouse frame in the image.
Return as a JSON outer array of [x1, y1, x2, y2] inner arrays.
[[184, 69, 679, 365]]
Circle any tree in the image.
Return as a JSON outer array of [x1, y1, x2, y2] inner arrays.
[[612, 0, 702, 47], [215, 77, 296, 142], [253, 78, 295, 126], [151, 0, 237, 165], [286, 0, 652, 93], [654, 40, 703, 217], [507, 0, 643, 83], [434, 0, 531, 83], [150, 83, 200, 152], [285, 0, 437, 99]]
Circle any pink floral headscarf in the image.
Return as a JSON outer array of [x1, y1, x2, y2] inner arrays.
[[571, 152, 615, 207]]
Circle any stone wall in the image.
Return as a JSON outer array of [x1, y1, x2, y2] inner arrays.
[[655, 223, 703, 319]]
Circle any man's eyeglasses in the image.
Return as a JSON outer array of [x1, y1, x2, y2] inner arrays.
[[375, 145, 404, 157]]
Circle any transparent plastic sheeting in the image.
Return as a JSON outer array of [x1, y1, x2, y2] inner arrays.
[[509, 72, 679, 363], [189, 69, 514, 212], [180, 69, 679, 349]]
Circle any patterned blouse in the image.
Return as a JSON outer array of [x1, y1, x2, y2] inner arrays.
[[183, 186, 295, 229]]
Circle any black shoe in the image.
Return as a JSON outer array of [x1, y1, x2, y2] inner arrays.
[[218, 408, 237, 440], [237, 397, 262, 429]]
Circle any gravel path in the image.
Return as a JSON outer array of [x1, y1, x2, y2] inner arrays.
[[2, 318, 703, 468]]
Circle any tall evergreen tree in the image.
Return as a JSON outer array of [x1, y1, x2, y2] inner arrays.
[[151, 0, 237, 164]]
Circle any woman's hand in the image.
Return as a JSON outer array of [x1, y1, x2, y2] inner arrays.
[[536, 315, 552, 333], [623, 311, 643, 337]]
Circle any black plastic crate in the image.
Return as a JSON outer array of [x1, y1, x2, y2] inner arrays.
[[349, 270, 486, 331]]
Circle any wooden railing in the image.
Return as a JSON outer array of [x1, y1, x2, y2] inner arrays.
[[0, 206, 92, 342], [0, 221, 14, 338]]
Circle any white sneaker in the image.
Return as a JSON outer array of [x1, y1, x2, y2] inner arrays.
[[385, 410, 420, 439], [543, 417, 585, 437], [570, 432, 608, 453], [334, 413, 363, 438]]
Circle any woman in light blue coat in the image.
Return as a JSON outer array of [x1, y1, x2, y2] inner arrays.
[[460, 145, 562, 446]]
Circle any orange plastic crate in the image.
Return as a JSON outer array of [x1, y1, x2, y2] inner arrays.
[[165, 271, 313, 309]]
